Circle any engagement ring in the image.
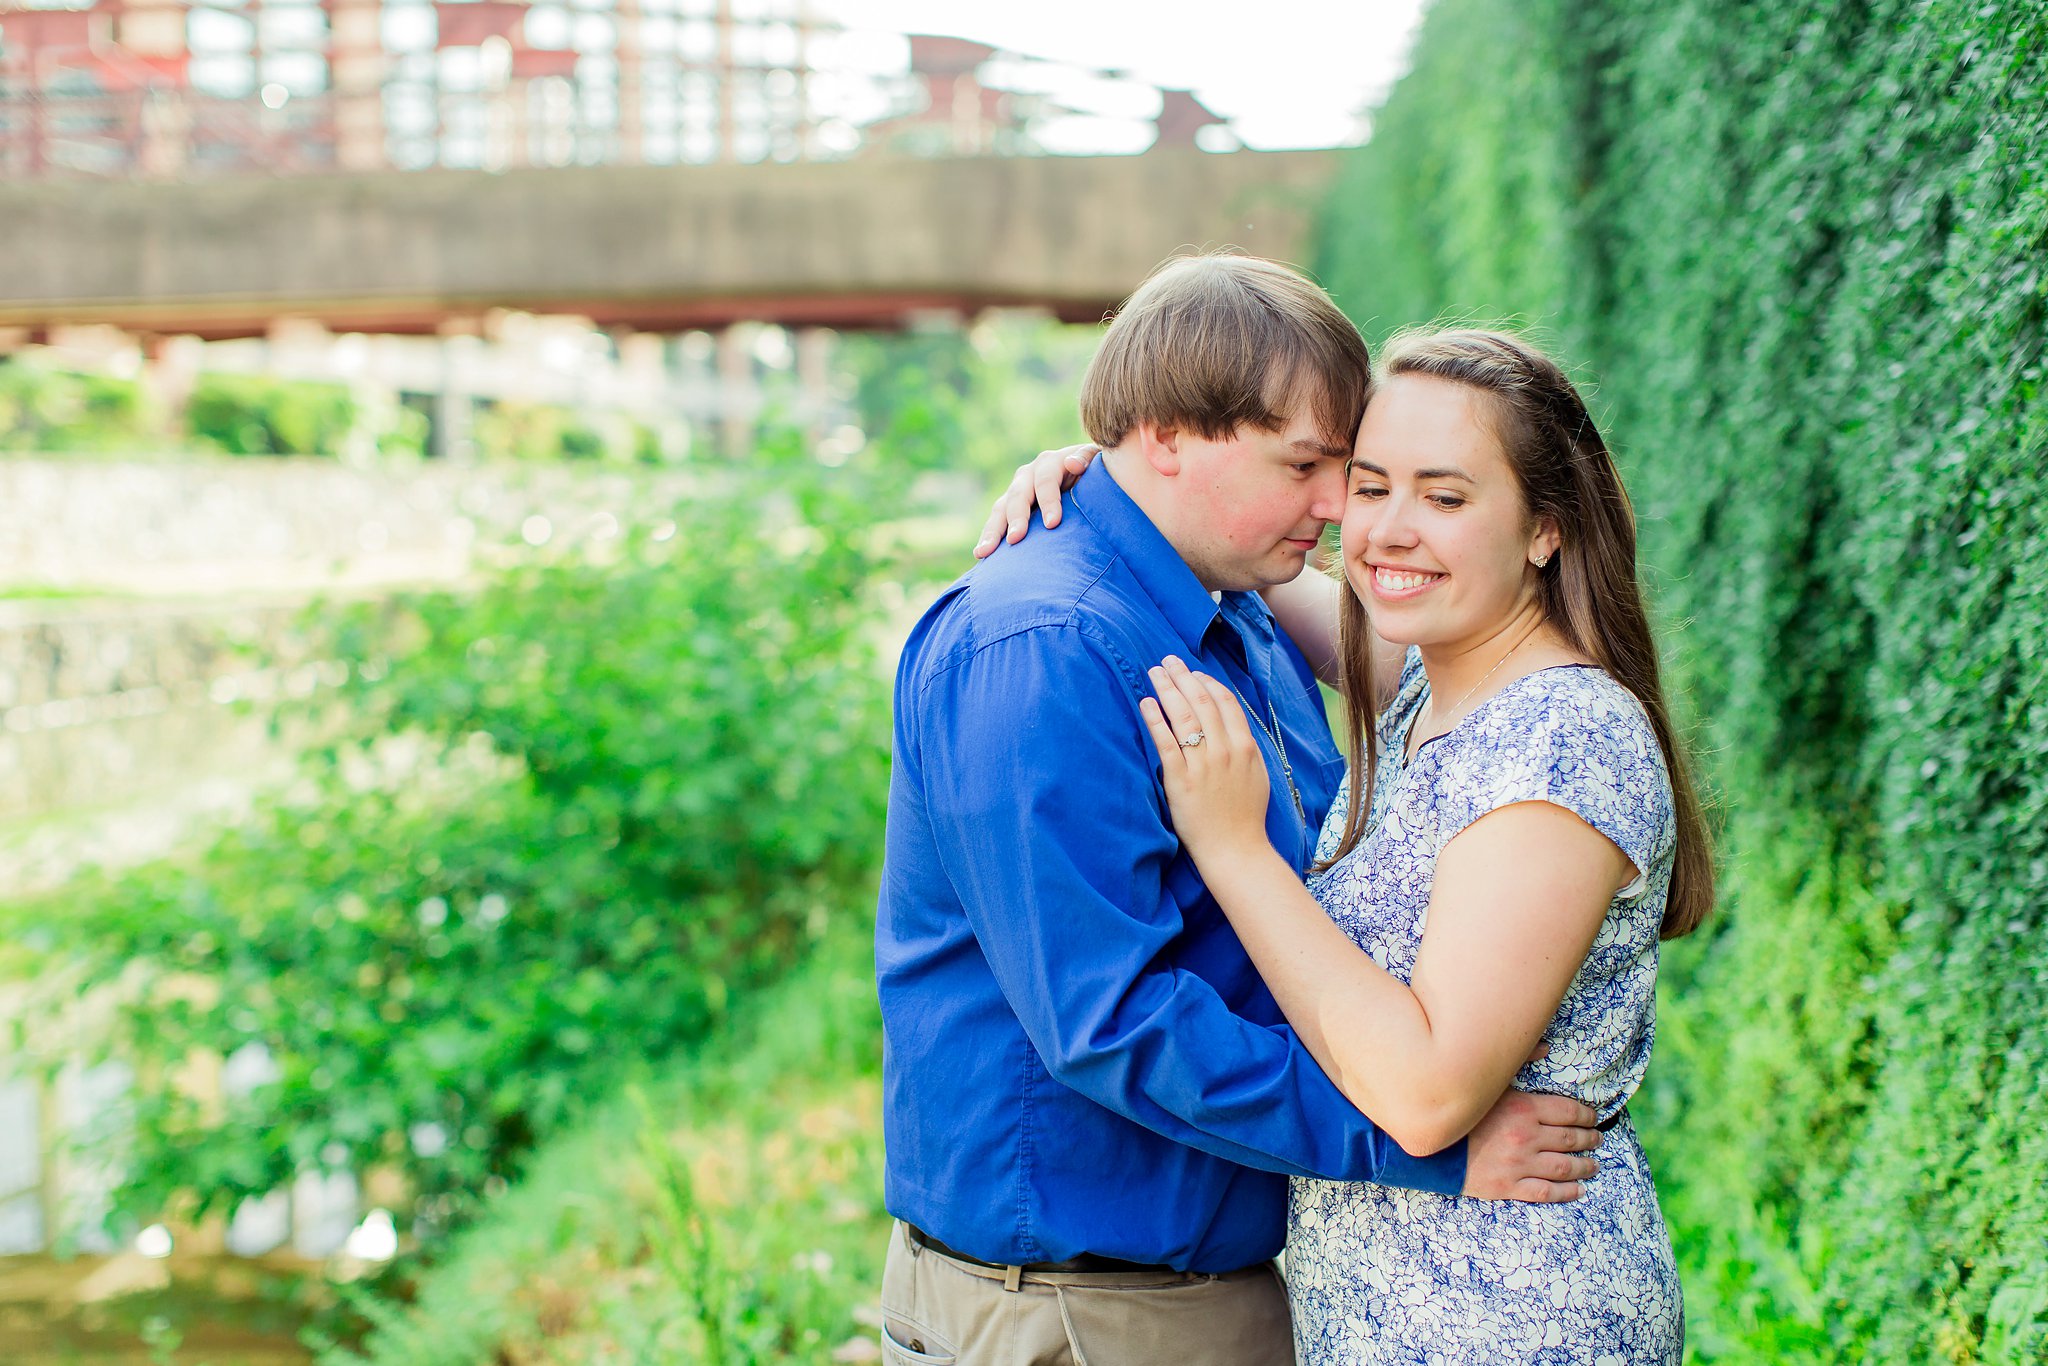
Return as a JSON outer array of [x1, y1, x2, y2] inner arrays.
[[1180, 731, 1206, 748]]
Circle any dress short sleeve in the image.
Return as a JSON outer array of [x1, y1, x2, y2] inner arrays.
[[1438, 668, 1674, 896]]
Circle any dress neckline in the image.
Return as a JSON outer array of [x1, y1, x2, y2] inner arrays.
[[1397, 661, 1598, 765]]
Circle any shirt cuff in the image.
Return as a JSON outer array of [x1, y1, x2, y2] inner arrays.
[[1377, 1134, 1468, 1196]]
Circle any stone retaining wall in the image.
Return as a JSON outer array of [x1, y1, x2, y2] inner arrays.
[[0, 454, 695, 867], [0, 454, 691, 595]]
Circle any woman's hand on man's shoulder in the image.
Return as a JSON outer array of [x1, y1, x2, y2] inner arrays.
[[974, 444, 1100, 558]]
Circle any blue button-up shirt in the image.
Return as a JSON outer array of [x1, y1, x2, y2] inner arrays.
[[877, 461, 1466, 1273]]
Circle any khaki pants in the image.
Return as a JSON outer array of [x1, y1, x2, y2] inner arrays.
[[878, 1221, 1295, 1366]]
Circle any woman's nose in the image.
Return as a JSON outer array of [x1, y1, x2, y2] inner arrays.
[[1369, 497, 1422, 550]]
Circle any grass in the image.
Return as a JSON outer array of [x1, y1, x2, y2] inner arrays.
[[317, 918, 890, 1366], [0, 585, 132, 602]]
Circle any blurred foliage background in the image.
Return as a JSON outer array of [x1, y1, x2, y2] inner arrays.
[[0, 361, 159, 454], [18, 467, 890, 1217], [1318, 0, 2047, 1359], [0, 314, 1092, 1361], [6, 0, 2044, 1361], [0, 312, 1096, 475]]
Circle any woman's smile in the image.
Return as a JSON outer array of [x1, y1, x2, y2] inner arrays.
[[1369, 564, 1446, 599]]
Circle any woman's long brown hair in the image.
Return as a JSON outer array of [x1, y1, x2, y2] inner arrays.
[[1317, 329, 1713, 939]]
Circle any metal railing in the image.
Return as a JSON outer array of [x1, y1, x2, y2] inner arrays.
[[0, 70, 851, 179]]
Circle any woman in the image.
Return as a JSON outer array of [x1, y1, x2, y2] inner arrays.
[[981, 329, 1709, 1363]]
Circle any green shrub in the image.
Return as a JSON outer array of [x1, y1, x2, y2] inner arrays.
[[837, 313, 1100, 481], [314, 921, 889, 1366], [1319, 1, 2048, 1358], [11, 471, 890, 1231], [471, 399, 616, 462], [186, 373, 358, 456], [375, 397, 433, 460], [0, 358, 158, 452]]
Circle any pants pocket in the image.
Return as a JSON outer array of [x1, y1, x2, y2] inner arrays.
[[880, 1311, 957, 1365]]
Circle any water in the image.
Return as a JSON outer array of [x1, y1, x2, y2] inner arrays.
[[0, 1252, 316, 1364]]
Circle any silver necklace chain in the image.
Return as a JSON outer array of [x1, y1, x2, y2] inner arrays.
[[1423, 631, 1535, 746], [1238, 692, 1305, 824], [1212, 614, 1303, 824]]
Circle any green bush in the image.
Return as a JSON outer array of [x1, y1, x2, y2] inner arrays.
[[375, 396, 433, 460], [0, 359, 158, 452], [471, 399, 615, 462], [1319, 1, 2048, 1359], [316, 920, 889, 1366], [11, 472, 890, 1230], [837, 313, 1100, 482], [186, 373, 358, 456]]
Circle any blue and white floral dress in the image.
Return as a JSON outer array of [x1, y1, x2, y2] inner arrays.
[[1288, 649, 1683, 1365]]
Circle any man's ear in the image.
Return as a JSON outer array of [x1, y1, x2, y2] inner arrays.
[[1134, 421, 1184, 476]]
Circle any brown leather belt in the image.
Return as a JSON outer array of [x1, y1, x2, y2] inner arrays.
[[905, 1223, 1183, 1275]]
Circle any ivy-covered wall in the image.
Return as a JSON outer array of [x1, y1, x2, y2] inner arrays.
[[1316, 2, 2047, 1360]]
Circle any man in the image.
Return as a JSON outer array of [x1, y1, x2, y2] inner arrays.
[[876, 253, 1601, 1365]]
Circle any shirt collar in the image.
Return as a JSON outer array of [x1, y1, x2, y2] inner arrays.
[[1218, 585, 1279, 647], [1068, 459, 1278, 652]]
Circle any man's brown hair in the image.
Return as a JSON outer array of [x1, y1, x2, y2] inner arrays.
[[1078, 251, 1371, 453]]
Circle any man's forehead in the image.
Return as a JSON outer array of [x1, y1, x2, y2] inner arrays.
[[1266, 369, 1366, 455]]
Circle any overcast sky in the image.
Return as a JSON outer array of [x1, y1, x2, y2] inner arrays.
[[811, 0, 1432, 151]]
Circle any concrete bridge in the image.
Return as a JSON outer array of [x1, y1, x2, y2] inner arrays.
[[0, 148, 1341, 340]]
